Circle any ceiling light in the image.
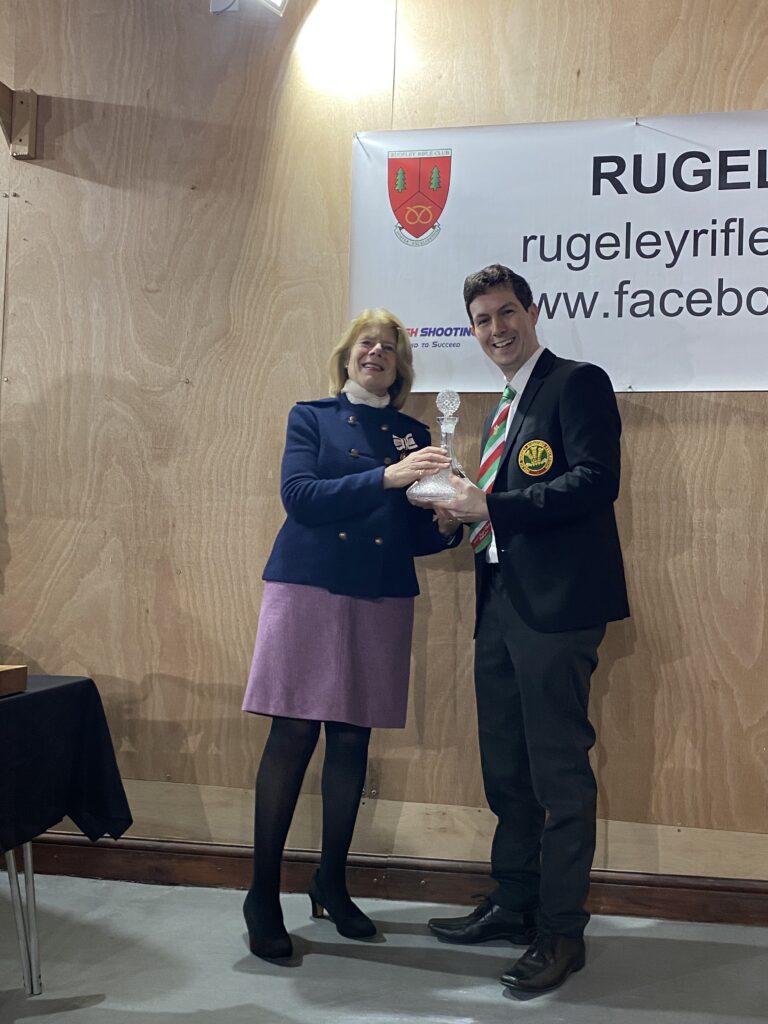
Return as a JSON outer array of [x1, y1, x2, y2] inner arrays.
[[257, 0, 288, 13]]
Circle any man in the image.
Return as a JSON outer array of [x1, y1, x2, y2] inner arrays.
[[427, 264, 629, 995]]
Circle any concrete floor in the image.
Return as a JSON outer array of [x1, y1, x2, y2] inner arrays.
[[1, 875, 767, 1023]]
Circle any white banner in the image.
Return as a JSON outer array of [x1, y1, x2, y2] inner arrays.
[[350, 111, 768, 392]]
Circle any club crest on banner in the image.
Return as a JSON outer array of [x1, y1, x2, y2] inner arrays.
[[388, 149, 451, 247]]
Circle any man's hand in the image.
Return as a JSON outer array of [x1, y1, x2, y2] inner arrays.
[[433, 477, 489, 522], [433, 506, 461, 536]]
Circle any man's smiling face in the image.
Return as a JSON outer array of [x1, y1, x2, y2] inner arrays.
[[469, 285, 540, 379]]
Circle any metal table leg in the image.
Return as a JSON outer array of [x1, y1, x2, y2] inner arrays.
[[22, 843, 42, 994], [4, 849, 33, 995]]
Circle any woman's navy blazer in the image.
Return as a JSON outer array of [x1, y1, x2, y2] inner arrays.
[[263, 394, 458, 599]]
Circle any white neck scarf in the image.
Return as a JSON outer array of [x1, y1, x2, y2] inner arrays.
[[342, 379, 391, 408]]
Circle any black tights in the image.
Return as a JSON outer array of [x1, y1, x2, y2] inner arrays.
[[249, 716, 371, 904]]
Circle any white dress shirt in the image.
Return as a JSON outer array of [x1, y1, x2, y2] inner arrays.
[[486, 346, 544, 564]]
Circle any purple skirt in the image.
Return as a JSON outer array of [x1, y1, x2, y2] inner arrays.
[[242, 582, 415, 728]]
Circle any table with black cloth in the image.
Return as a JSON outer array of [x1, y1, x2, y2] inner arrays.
[[0, 675, 133, 995]]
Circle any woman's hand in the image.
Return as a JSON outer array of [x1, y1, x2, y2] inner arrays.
[[383, 446, 451, 490]]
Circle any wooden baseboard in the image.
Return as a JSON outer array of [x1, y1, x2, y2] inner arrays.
[[23, 833, 768, 926]]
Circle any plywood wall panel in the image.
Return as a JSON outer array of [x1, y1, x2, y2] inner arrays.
[[1, 0, 767, 873], [394, 0, 768, 129], [0, 2, 13, 83], [594, 392, 768, 831], [0, 0, 396, 799]]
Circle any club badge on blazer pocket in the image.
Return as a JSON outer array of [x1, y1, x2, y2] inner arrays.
[[518, 439, 554, 476]]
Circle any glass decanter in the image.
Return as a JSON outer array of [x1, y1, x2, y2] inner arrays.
[[406, 389, 466, 502]]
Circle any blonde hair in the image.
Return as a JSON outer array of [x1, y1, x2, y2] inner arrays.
[[328, 308, 414, 410]]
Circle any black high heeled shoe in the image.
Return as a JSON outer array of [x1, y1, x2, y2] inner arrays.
[[243, 889, 293, 960], [308, 870, 377, 939]]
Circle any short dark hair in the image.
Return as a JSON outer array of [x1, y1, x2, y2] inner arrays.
[[463, 264, 534, 321]]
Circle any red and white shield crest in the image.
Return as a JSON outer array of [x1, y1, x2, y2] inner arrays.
[[388, 149, 451, 246]]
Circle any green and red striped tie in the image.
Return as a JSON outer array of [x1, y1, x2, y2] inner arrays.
[[469, 383, 516, 554]]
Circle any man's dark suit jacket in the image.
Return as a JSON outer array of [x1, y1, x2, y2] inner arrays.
[[477, 348, 630, 634]]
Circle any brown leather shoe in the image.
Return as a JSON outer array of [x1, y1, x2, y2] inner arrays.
[[428, 899, 537, 945], [501, 934, 585, 993]]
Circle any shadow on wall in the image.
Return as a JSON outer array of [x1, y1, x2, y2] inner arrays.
[[34, 96, 242, 189], [29, 0, 310, 193], [103, 671, 256, 786], [0, 643, 44, 675], [409, 541, 476, 742]]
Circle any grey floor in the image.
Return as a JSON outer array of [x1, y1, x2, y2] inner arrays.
[[1, 875, 767, 1024]]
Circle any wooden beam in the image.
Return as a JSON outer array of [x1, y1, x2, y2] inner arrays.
[[22, 833, 768, 927], [0, 83, 38, 157], [0, 80, 12, 144], [10, 89, 37, 159]]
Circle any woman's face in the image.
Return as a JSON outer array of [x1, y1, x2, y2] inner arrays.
[[346, 323, 398, 396]]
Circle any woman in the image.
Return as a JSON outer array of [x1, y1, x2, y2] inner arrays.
[[242, 308, 460, 960]]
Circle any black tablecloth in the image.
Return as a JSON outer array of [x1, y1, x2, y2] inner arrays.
[[0, 675, 133, 854]]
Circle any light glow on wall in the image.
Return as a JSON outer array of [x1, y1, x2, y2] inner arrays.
[[296, 0, 416, 98]]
